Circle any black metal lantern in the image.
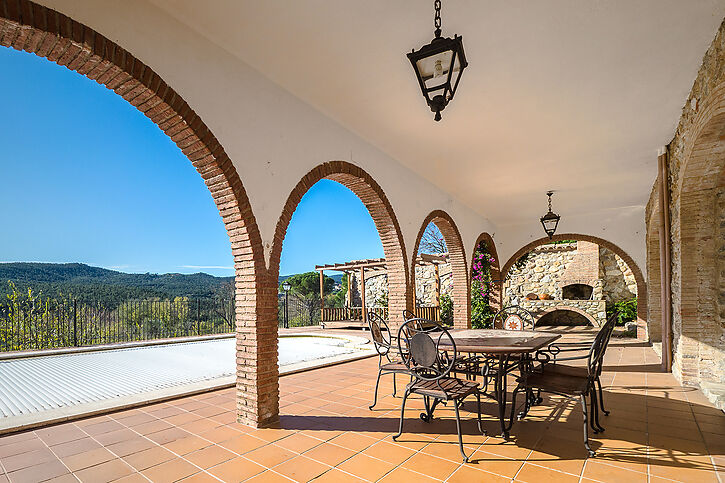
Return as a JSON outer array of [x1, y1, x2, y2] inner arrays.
[[540, 191, 561, 239], [408, 0, 468, 121]]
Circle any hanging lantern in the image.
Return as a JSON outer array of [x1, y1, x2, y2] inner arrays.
[[540, 191, 561, 239], [407, 0, 468, 121]]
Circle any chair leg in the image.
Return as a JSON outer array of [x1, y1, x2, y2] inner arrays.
[[580, 394, 596, 458], [591, 388, 605, 433], [453, 400, 470, 463], [589, 388, 600, 434], [369, 369, 382, 410], [596, 378, 609, 416], [507, 385, 521, 431], [392, 388, 410, 441], [476, 390, 485, 434], [392, 373, 397, 397]]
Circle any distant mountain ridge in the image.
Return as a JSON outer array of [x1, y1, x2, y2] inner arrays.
[[0, 262, 343, 305], [0, 262, 234, 304]]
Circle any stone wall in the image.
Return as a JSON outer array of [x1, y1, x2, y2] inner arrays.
[[645, 18, 725, 408], [503, 243, 579, 301], [503, 242, 636, 306], [521, 299, 607, 326], [347, 263, 453, 308], [600, 247, 638, 302]]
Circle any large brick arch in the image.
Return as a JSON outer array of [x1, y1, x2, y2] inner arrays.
[[269, 161, 411, 328], [412, 210, 469, 328], [675, 80, 725, 387], [501, 234, 647, 332], [471, 232, 502, 311], [0, 0, 277, 427]]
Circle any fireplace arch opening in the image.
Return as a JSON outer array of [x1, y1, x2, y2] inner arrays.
[[536, 309, 593, 327], [562, 283, 593, 300]]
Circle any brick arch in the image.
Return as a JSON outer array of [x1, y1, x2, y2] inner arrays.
[[501, 233, 647, 331], [471, 232, 502, 311], [269, 161, 411, 327], [411, 210, 469, 328], [676, 80, 725, 386], [535, 306, 599, 327], [0, 1, 275, 427]]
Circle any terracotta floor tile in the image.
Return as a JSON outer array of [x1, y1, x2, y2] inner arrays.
[[514, 463, 581, 483], [142, 457, 200, 482], [465, 450, 525, 478], [361, 441, 416, 466], [244, 443, 297, 468], [197, 425, 242, 443], [164, 435, 212, 456], [49, 437, 102, 458], [147, 427, 193, 445], [43, 474, 79, 483], [61, 446, 116, 472], [400, 452, 460, 481], [106, 437, 157, 457], [275, 433, 323, 454], [185, 444, 236, 469], [132, 419, 175, 435], [218, 434, 269, 455], [94, 428, 139, 446], [0, 437, 45, 458], [112, 474, 149, 483], [179, 471, 221, 482], [123, 445, 176, 471], [207, 456, 265, 482], [447, 464, 511, 483], [272, 455, 330, 482], [35, 425, 88, 446], [376, 465, 439, 482], [581, 460, 648, 482], [337, 452, 396, 481], [82, 420, 125, 436], [6, 460, 71, 483], [303, 442, 356, 467], [1, 447, 57, 472], [73, 458, 134, 483]]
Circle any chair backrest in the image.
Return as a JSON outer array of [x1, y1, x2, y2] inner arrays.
[[493, 305, 535, 331], [397, 318, 456, 381], [402, 309, 417, 321], [587, 313, 617, 377], [367, 311, 392, 357]]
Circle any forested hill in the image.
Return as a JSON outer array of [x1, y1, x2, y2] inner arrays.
[[0, 262, 234, 304]]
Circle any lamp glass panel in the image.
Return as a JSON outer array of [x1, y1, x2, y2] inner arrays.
[[416, 50, 454, 90], [448, 54, 462, 99]]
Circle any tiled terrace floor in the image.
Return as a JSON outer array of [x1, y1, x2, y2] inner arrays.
[[0, 337, 722, 482]]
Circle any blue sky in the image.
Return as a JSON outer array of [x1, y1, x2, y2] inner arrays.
[[0, 47, 382, 277]]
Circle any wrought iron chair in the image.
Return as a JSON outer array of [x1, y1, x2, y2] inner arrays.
[[393, 318, 484, 463], [460, 305, 537, 393], [509, 314, 616, 457], [367, 311, 412, 410], [533, 314, 617, 431], [493, 305, 536, 331]]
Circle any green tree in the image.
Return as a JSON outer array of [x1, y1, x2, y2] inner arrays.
[[281, 272, 336, 323]]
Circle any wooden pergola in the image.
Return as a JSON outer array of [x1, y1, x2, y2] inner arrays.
[[315, 253, 449, 326]]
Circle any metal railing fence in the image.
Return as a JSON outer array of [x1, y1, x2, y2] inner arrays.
[[0, 298, 235, 352]]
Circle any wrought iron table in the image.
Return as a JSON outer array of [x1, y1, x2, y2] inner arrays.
[[440, 329, 561, 438]]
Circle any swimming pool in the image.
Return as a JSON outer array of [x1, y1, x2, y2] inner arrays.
[[0, 333, 372, 432]]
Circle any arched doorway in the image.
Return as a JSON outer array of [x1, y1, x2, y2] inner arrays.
[[411, 211, 469, 328], [270, 161, 410, 329], [501, 234, 646, 335], [469, 233, 502, 328], [0, 2, 275, 427], [675, 81, 725, 389]]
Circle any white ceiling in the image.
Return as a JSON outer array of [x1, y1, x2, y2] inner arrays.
[[149, 0, 725, 226]]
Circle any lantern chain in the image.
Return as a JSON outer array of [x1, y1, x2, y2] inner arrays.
[[434, 0, 442, 37]]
